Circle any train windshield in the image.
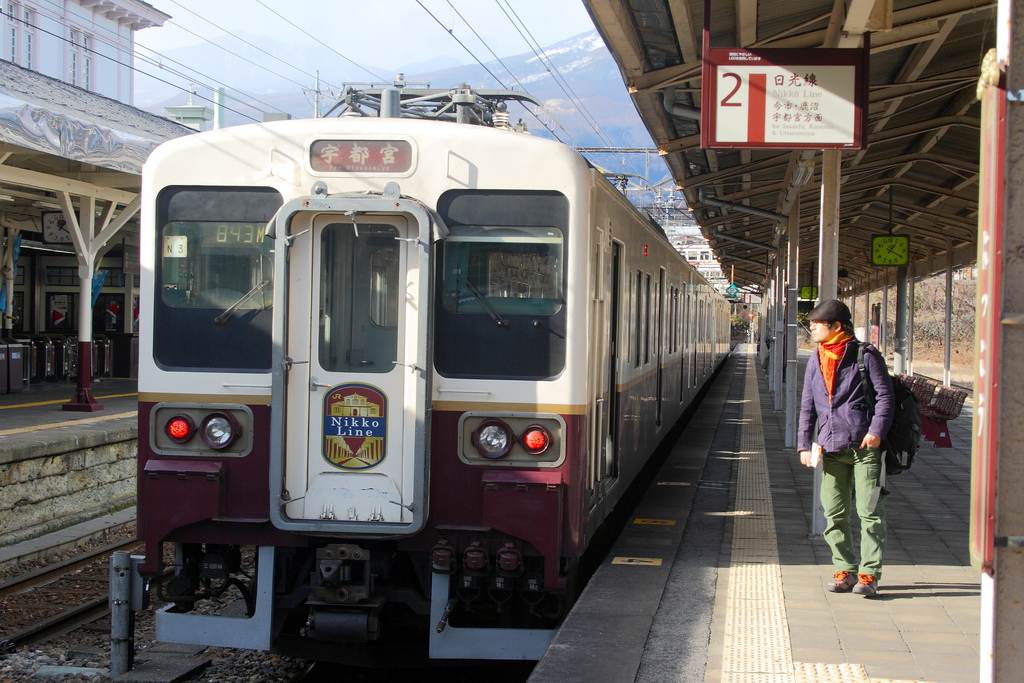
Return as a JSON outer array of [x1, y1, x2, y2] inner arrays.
[[441, 226, 563, 316], [160, 222, 274, 310], [153, 186, 282, 371]]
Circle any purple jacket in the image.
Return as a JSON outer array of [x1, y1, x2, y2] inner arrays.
[[798, 340, 895, 452]]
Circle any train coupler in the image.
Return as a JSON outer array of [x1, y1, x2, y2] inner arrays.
[[312, 543, 373, 604]]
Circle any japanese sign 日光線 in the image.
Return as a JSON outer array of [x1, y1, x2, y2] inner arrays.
[[700, 47, 869, 150]]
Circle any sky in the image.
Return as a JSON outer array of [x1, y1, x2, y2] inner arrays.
[[136, 0, 599, 74]]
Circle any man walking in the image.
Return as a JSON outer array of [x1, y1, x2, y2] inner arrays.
[[798, 300, 895, 597]]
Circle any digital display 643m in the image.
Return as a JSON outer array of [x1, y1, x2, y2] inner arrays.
[[205, 223, 266, 246]]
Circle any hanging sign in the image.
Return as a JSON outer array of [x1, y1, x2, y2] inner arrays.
[[700, 47, 869, 149]]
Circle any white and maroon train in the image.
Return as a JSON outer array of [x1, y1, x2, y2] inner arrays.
[[134, 87, 730, 663]]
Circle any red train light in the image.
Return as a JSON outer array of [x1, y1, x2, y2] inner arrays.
[[165, 415, 195, 443], [520, 425, 551, 455]]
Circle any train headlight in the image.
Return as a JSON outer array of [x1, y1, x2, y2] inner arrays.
[[165, 415, 195, 443], [200, 411, 240, 450], [472, 419, 514, 458], [520, 425, 551, 455]]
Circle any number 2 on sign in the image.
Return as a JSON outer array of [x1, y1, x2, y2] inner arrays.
[[720, 72, 743, 106]]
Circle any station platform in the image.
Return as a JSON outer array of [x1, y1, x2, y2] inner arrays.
[[530, 344, 979, 683], [0, 377, 138, 455]]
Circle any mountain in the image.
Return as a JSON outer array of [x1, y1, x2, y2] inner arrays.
[[134, 29, 667, 187]]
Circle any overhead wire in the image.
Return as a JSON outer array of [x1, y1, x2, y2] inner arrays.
[[158, 0, 341, 92], [132, 44, 295, 118], [31, 0, 294, 119], [413, 0, 575, 147], [491, 0, 650, 184], [253, 0, 390, 83], [442, 1, 531, 93], [416, 0, 635, 166], [136, 17, 317, 97]]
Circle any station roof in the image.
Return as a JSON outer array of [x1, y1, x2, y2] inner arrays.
[[0, 60, 192, 250], [583, 0, 993, 292]]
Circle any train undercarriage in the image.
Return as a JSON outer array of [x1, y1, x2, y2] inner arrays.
[[151, 533, 571, 663]]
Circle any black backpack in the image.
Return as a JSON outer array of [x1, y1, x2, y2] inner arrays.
[[856, 343, 923, 475]]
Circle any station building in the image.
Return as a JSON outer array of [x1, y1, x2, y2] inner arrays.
[[0, 0, 192, 388]]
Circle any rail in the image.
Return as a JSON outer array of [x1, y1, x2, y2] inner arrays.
[[0, 537, 141, 650]]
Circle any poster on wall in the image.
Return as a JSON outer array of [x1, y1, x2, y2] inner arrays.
[[50, 294, 69, 329]]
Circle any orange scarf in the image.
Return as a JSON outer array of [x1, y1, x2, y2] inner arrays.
[[818, 330, 853, 401]]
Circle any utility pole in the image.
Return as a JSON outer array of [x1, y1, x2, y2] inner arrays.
[[315, 70, 321, 119]]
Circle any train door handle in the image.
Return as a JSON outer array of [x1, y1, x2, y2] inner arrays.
[[310, 378, 331, 391]]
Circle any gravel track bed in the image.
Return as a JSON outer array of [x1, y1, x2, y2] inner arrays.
[[0, 532, 308, 682]]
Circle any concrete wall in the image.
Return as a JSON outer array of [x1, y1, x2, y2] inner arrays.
[[0, 418, 137, 548]]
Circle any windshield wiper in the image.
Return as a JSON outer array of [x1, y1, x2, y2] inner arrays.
[[213, 280, 270, 326], [461, 278, 509, 327]]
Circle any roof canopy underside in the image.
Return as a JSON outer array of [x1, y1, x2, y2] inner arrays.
[[584, 0, 994, 292]]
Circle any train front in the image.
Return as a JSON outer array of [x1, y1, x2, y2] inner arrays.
[[134, 90, 590, 663]]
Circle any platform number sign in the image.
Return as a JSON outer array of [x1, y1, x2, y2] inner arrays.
[[701, 47, 868, 150]]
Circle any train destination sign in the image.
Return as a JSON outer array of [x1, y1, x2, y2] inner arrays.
[[310, 139, 413, 173], [700, 47, 868, 150]]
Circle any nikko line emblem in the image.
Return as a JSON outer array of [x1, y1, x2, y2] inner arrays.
[[322, 384, 387, 470]]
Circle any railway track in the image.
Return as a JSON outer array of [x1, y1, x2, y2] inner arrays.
[[0, 537, 141, 650]]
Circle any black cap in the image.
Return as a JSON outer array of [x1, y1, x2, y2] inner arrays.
[[807, 300, 852, 323]]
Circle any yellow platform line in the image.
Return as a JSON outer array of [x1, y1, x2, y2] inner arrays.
[[0, 410, 137, 436], [0, 392, 137, 409], [720, 353, 796, 683], [719, 350, 932, 683]]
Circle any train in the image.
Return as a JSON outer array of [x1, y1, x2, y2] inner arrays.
[[133, 85, 731, 664]]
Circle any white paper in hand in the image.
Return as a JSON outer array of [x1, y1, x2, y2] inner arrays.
[[810, 442, 822, 467]]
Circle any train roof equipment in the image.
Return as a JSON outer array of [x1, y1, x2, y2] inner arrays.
[[324, 79, 541, 129]]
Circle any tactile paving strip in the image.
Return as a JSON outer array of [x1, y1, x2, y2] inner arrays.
[[719, 355, 937, 683]]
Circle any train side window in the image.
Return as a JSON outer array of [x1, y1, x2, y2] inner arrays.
[[441, 225, 563, 316], [435, 189, 568, 380], [644, 274, 652, 365], [634, 270, 643, 368]]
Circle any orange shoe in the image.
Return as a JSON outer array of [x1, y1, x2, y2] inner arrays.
[[827, 571, 858, 592], [852, 574, 878, 596]]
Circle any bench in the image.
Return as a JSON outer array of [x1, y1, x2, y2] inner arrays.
[[897, 373, 969, 447]]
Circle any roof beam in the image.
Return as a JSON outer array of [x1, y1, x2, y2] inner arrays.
[[667, 0, 700, 62], [843, 0, 893, 34], [0, 165, 136, 204], [735, 0, 759, 47]]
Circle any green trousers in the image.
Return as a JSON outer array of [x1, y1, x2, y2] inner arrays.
[[820, 447, 887, 579]]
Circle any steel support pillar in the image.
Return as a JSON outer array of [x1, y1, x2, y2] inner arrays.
[[882, 277, 889, 358], [817, 150, 840, 303], [986, 2, 1024, 678], [944, 249, 954, 385], [785, 197, 799, 447], [908, 269, 916, 374], [770, 259, 778, 411], [894, 265, 908, 374]]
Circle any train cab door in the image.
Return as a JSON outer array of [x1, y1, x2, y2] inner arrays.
[[588, 225, 619, 498], [270, 195, 434, 535], [603, 242, 621, 479]]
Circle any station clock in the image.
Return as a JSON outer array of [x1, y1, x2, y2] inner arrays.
[[42, 212, 72, 243], [870, 234, 910, 266]]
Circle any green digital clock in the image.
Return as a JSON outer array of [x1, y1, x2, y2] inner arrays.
[[870, 234, 910, 266]]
